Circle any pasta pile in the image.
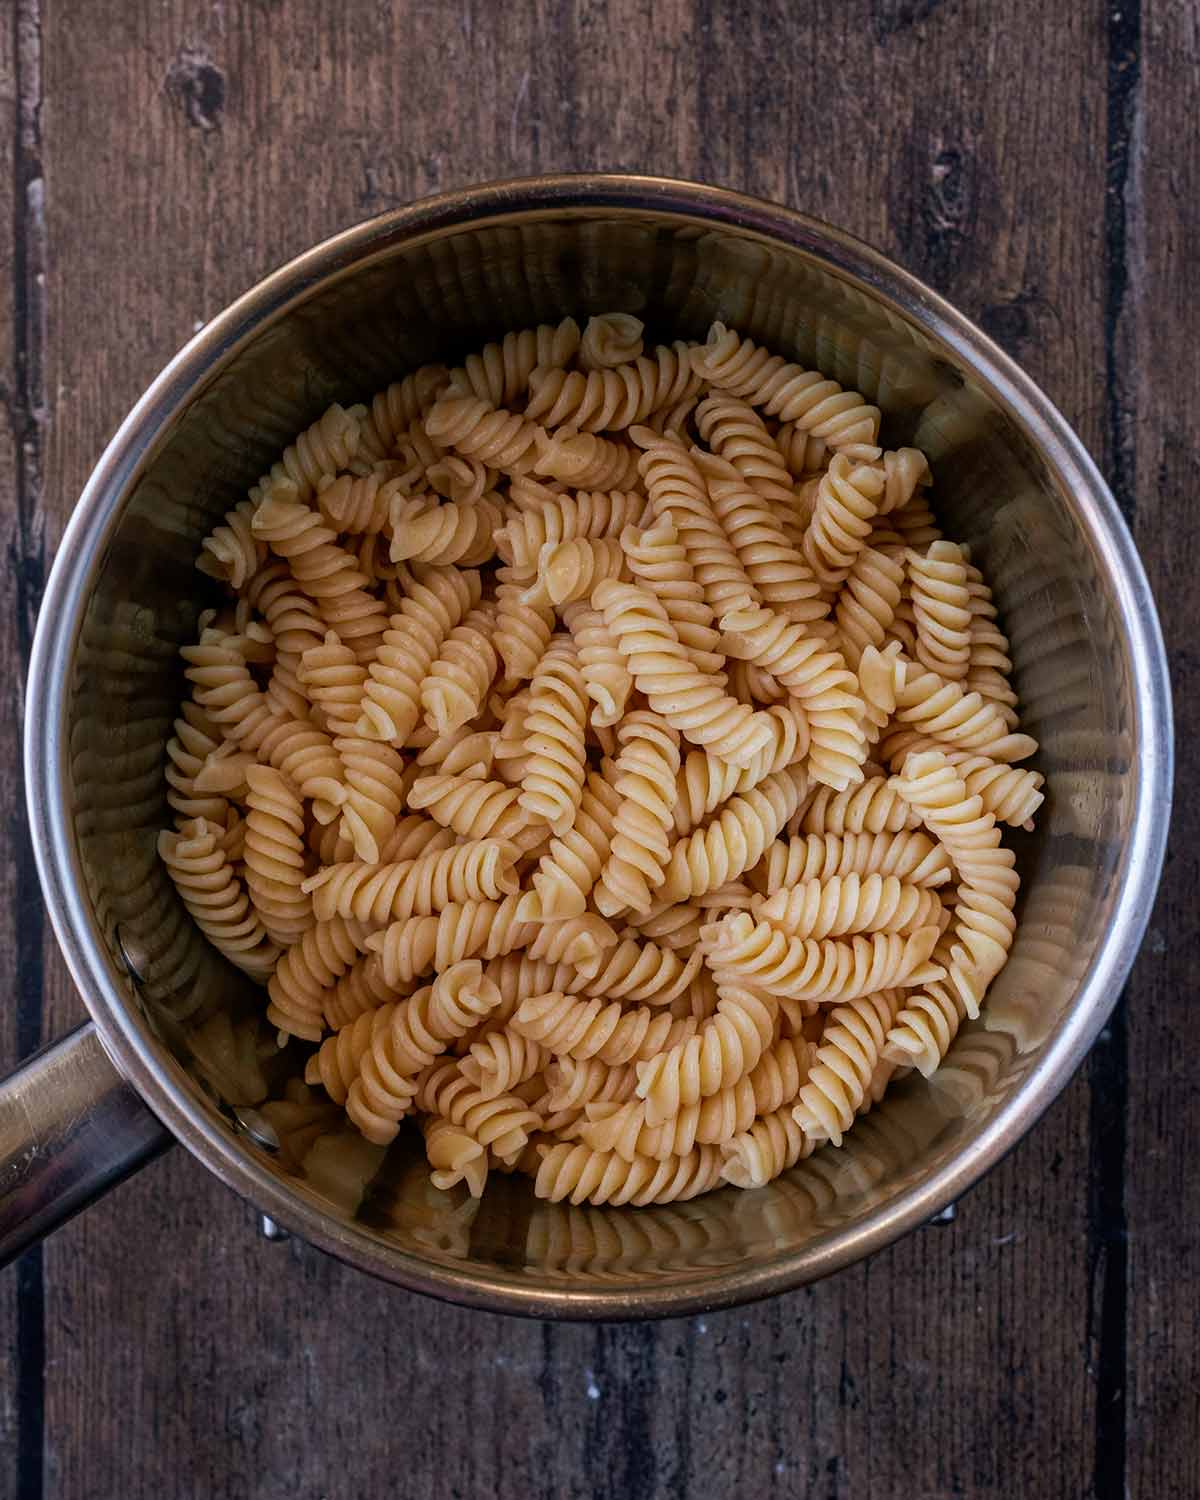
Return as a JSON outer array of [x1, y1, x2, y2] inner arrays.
[[159, 311, 1043, 1209]]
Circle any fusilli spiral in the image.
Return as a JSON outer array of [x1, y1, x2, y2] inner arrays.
[[563, 601, 633, 728], [696, 445, 826, 622], [792, 990, 906, 1146], [447, 317, 580, 407], [802, 776, 922, 835], [387, 493, 504, 568], [693, 323, 880, 449], [703, 911, 941, 1006], [578, 312, 643, 371], [895, 662, 1037, 762], [357, 565, 481, 744], [255, 402, 362, 502], [347, 961, 504, 1143], [634, 432, 759, 617], [460, 1029, 549, 1099], [719, 1105, 814, 1188], [534, 1141, 723, 1205], [367, 896, 538, 986], [718, 602, 867, 790], [583, 1034, 813, 1161], [260, 916, 368, 1039], [526, 537, 626, 608], [524, 342, 699, 432], [597, 580, 773, 766], [304, 840, 520, 924], [757, 874, 943, 940], [890, 750, 1018, 1017], [497, 489, 645, 576], [753, 831, 953, 893], [420, 604, 499, 736], [160, 819, 281, 983], [801, 453, 887, 588], [251, 479, 387, 661], [359, 367, 450, 459], [594, 711, 681, 917], [197, 499, 266, 590], [517, 637, 589, 836], [416, 1058, 543, 1158], [518, 766, 622, 922], [634, 983, 778, 1125], [494, 578, 555, 685], [619, 521, 724, 674], [243, 766, 312, 948], [835, 546, 905, 667], [512, 991, 696, 1068], [657, 766, 810, 903], [909, 540, 972, 681]]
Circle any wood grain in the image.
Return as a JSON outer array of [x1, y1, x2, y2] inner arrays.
[[0, 0, 1191, 1496], [1124, 4, 1200, 1498], [3, 4, 47, 1496]]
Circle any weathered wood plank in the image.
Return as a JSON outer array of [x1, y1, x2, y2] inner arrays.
[[2, 1, 1164, 1497], [1123, 5, 1200, 1499], [1, 3, 47, 1496]]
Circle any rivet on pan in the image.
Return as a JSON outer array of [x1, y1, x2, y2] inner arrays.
[[113, 924, 148, 987], [257, 1214, 290, 1242], [925, 1203, 958, 1227], [233, 1106, 281, 1154]]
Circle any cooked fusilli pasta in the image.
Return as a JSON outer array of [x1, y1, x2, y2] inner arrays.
[[524, 342, 699, 432], [512, 991, 696, 1067], [358, 565, 481, 744], [420, 603, 499, 736], [597, 580, 774, 767], [657, 766, 810, 903], [447, 317, 580, 407], [159, 819, 281, 983], [347, 961, 504, 1143], [909, 540, 972, 681], [164, 309, 1040, 1213], [517, 637, 589, 836], [534, 1141, 723, 1205], [252, 478, 388, 662], [752, 831, 953, 893], [367, 896, 538, 986], [757, 875, 943, 941], [388, 493, 504, 568], [718, 601, 867, 790], [578, 312, 643, 370], [695, 443, 826, 622], [517, 767, 622, 923], [693, 324, 880, 449], [358, 366, 450, 459], [496, 489, 645, 577], [304, 839, 520, 924], [702, 911, 941, 1007], [526, 537, 626, 608], [789, 989, 906, 1147], [563, 601, 634, 728], [801, 453, 887, 588], [619, 521, 724, 674], [243, 765, 313, 947], [494, 578, 555, 686], [635, 431, 759, 617], [634, 983, 778, 1125], [594, 710, 681, 917]]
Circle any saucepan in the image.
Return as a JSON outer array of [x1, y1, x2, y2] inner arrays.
[[0, 175, 1172, 1317]]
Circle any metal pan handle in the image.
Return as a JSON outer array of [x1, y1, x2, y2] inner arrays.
[[0, 1021, 170, 1265]]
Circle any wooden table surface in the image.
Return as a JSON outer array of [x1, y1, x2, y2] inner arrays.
[[1, 2, 1194, 1496]]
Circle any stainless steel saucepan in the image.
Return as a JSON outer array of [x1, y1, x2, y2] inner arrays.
[[0, 176, 1172, 1317]]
